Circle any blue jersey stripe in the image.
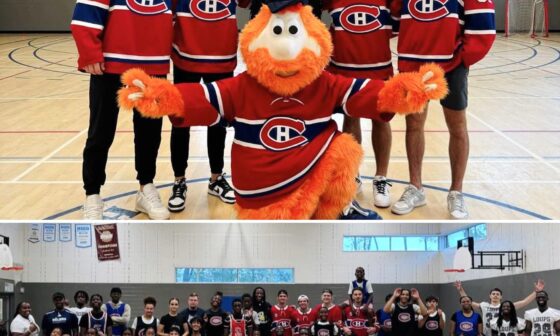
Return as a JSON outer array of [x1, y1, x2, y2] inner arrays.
[[203, 82, 221, 112], [172, 48, 236, 63], [330, 61, 392, 71], [72, 3, 108, 26], [464, 13, 496, 30]]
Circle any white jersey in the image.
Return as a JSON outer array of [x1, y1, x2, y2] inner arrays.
[[480, 302, 501, 336], [524, 308, 560, 336], [490, 317, 526, 336], [68, 306, 93, 319]]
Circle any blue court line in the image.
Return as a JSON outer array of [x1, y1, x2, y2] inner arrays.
[[44, 176, 552, 220]]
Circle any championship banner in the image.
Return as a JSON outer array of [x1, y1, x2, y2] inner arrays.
[[94, 224, 120, 261]]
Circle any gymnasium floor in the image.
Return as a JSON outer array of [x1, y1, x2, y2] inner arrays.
[[0, 33, 559, 220]]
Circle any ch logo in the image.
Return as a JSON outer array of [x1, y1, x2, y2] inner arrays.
[[190, 0, 233, 21], [260, 117, 308, 151], [126, 0, 169, 15], [339, 5, 382, 33], [407, 0, 449, 21]]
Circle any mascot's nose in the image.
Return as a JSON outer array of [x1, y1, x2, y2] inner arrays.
[[269, 37, 301, 60]]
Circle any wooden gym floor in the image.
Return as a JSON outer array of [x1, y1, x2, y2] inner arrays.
[[0, 33, 559, 220]]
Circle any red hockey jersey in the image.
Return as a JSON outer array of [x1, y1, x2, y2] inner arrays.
[[311, 304, 343, 326], [343, 305, 377, 336], [393, 0, 495, 72], [71, 0, 173, 75], [169, 71, 394, 209], [293, 308, 316, 336], [325, 0, 395, 79], [172, 0, 249, 73], [272, 305, 297, 336]]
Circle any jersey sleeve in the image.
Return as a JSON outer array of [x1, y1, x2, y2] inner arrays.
[[70, 0, 109, 69], [460, 0, 496, 67], [329, 74, 395, 122], [170, 76, 238, 127]]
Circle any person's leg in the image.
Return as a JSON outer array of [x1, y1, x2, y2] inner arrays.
[[203, 72, 236, 204], [391, 108, 428, 215], [134, 74, 168, 220], [441, 64, 470, 219], [371, 119, 392, 208], [82, 73, 121, 219], [167, 67, 200, 212], [342, 115, 363, 193]]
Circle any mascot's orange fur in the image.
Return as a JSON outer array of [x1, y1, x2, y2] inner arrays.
[[118, 1, 447, 220]]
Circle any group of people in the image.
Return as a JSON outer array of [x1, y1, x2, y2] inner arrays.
[[72, 0, 496, 220], [7, 271, 560, 336]]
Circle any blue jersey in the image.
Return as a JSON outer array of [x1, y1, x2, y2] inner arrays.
[[106, 303, 126, 336], [41, 309, 79, 336], [451, 311, 482, 336], [377, 309, 392, 336]]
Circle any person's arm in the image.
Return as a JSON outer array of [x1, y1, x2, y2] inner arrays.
[[438, 310, 445, 331], [72, 314, 79, 336], [418, 314, 426, 329], [111, 305, 132, 326], [449, 319, 456, 336], [513, 279, 545, 310], [554, 320, 560, 335], [410, 289, 427, 317], [459, 0, 496, 68], [157, 322, 166, 336], [454, 281, 481, 311], [477, 317, 483, 336], [383, 289, 400, 314]]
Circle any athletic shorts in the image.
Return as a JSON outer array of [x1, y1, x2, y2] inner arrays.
[[440, 63, 469, 110]]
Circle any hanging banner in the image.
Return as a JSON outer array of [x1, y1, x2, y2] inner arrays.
[[59, 224, 72, 242], [94, 224, 120, 261], [43, 224, 56, 242], [28, 224, 40, 244], [75, 224, 92, 248]]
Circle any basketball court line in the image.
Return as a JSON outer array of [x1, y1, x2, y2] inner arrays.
[[41, 176, 552, 220], [10, 128, 88, 181]]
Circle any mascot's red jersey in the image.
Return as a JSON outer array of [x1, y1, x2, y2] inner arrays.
[[170, 71, 393, 208], [325, 0, 397, 79], [71, 0, 173, 74], [393, 0, 495, 72]]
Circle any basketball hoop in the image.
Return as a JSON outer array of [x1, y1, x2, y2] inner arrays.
[[0, 239, 24, 271], [443, 246, 471, 274]]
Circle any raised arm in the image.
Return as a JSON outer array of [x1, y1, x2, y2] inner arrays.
[[454, 281, 481, 311], [383, 289, 400, 313], [411, 289, 427, 317], [513, 279, 545, 310]]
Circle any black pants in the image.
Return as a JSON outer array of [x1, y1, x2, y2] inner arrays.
[[170, 66, 232, 178], [82, 73, 163, 195]]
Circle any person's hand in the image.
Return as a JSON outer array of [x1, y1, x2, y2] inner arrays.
[[437, 309, 443, 317], [393, 288, 402, 298], [411, 288, 420, 301], [454, 280, 463, 291], [83, 62, 105, 75], [29, 324, 38, 332], [343, 327, 352, 336], [535, 279, 545, 292]]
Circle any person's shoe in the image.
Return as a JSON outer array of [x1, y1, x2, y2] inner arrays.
[[136, 183, 170, 220], [355, 176, 363, 194], [391, 184, 426, 215], [208, 173, 236, 204], [448, 190, 468, 219], [83, 194, 104, 220], [340, 200, 383, 220], [168, 178, 187, 212], [372, 176, 392, 208]]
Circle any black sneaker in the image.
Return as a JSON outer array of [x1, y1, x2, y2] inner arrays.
[[340, 200, 383, 220], [208, 173, 236, 204], [168, 178, 187, 212]]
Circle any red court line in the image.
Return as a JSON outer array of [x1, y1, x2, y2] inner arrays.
[[1, 130, 560, 134]]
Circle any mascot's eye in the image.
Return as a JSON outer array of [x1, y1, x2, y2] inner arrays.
[[288, 25, 298, 34], [273, 25, 283, 35]]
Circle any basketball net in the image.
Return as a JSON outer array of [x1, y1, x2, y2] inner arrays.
[[444, 246, 472, 273], [0, 243, 23, 271]]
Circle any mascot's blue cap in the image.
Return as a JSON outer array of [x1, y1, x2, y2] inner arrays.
[[264, 0, 308, 12]]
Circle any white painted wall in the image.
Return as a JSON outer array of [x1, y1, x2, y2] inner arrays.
[[1, 223, 558, 285]]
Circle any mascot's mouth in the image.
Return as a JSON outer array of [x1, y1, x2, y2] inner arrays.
[[275, 70, 300, 77]]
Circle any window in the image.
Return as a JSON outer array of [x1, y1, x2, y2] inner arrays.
[[176, 268, 294, 283], [343, 236, 439, 252], [446, 224, 487, 248]]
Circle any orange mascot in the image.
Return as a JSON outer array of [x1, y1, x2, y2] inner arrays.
[[118, 0, 447, 220]]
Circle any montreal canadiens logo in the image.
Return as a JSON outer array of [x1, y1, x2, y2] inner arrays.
[[260, 117, 308, 151], [340, 5, 382, 33], [408, 0, 449, 21], [210, 316, 223, 326], [398, 313, 412, 323], [126, 0, 169, 15], [384, 320, 392, 327], [350, 320, 366, 328], [459, 322, 474, 331], [426, 321, 439, 330], [190, 0, 232, 21], [318, 330, 331, 336]]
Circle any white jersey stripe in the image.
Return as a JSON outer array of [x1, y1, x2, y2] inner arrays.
[[71, 20, 104, 30], [464, 9, 495, 15], [464, 29, 496, 35], [77, 0, 109, 10], [211, 82, 224, 118], [330, 59, 392, 69], [103, 53, 169, 61], [398, 52, 454, 60]]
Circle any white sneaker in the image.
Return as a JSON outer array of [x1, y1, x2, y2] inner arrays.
[[355, 176, 363, 194], [372, 176, 391, 208], [136, 183, 170, 220], [83, 194, 104, 220], [391, 184, 426, 215], [448, 190, 468, 219]]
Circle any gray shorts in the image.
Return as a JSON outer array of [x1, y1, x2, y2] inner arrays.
[[440, 63, 469, 110]]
